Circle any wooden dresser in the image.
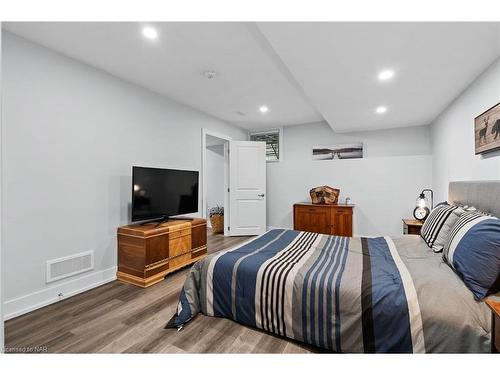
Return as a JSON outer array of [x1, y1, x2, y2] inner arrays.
[[293, 203, 354, 236], [117, 218, 207, 287]]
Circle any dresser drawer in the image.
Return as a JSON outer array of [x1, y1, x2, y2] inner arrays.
[[295, 205, 330, 216], [297, 205, 323, 213], [332, 207, 352, 215]]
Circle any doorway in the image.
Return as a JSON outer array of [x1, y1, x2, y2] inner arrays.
[[202, 129, 267, 237], [201, 129, 231, 236]]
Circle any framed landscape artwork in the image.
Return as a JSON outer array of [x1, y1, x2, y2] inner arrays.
[[475, 102, 500, 155], [312, 142, 363, 160]]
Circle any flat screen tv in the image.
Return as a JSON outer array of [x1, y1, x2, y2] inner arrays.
[[132, 166, 199, 222]]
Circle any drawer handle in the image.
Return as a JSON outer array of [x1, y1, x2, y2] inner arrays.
[[336, 210, 345, 214], [308, 208, 316, 212]]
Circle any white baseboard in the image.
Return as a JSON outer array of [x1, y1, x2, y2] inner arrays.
[[3, 266, 117, 321]]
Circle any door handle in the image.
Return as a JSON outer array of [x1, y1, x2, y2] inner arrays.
[[258, 194, 265, 197]]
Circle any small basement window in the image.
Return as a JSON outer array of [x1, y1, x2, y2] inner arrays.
[[249, 129, 282, 162]]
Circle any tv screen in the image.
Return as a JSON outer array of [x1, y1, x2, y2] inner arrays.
[[132, 166, 199, 222]]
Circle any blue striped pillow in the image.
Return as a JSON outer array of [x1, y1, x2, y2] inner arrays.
[[443, 211, 500, 300]]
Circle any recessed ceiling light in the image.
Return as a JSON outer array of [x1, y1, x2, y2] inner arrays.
[[141, 26, 158, 40], [259, 105, 269, 114], [375, 106, 388, 114], [378, 69, 394, 81]]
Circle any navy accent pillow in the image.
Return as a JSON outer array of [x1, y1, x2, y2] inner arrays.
[[443, 214, 500, 300]]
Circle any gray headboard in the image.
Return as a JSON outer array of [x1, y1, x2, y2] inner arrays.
[[448, 180, 500, 217]]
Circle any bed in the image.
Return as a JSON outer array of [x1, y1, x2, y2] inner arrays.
[[166, 181, 497, 353]]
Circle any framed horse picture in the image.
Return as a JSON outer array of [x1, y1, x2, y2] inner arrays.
[[475, 102, 500, 155]]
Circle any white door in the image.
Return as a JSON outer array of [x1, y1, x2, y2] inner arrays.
[[228, 141, 267, 236]]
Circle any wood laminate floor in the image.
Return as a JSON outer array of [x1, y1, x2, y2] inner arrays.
[[5, 231, 317, 354]]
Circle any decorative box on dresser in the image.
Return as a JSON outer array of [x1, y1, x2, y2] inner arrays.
[[117, 218, 207, 288], [293, 203, 354, 236]]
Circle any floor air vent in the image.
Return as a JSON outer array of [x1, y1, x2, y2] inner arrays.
[[46, 250, 94, 283]]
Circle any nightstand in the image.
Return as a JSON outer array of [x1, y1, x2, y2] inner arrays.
[[485, 294, 500, 353], [402, 219, 424, 235]]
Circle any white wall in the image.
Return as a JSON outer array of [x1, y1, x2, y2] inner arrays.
[[205, 144, 225, 224], [1, 32, 246, 318], [431, 57, 500, 202], [267, 122, 432, 237]]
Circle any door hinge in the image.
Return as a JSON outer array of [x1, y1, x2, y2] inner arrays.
[[227, 226, 230, 231], [227, 188, 230, 192]]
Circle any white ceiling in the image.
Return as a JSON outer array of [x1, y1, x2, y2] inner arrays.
[[3, 22, 500, 132], [258, 22, 500, 132], [3, 22, 323, 130]]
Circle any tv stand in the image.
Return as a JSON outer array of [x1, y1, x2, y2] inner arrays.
[[117, 218, 207, 288]]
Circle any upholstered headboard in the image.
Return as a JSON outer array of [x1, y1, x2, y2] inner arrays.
[[448, 180, 500, 217]]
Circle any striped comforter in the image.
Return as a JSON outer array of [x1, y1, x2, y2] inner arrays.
[[166, 229, 492, 353]]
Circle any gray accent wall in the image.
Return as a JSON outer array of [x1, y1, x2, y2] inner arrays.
[[1, 32, 246, 316], [431, 57, 500, 203]]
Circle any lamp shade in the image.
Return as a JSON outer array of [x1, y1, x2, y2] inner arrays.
[[416, 193, 428, 208]]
